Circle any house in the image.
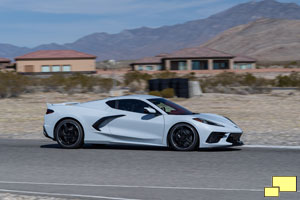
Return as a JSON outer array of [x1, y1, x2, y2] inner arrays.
[[15, 50, 96, 74], [0, 57, 11, 71], [131, 47, 256, 71], [233, 55, 257, 69]]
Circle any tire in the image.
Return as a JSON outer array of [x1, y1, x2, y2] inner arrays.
[[54, 119, 84, 149], [168, 123, 199, 151]]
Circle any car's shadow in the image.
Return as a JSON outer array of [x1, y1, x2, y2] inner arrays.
[[40, 143, 241, 152]]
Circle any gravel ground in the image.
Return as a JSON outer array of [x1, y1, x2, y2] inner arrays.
[[0, 91, 299, 145], [0, 193, 75, 200]]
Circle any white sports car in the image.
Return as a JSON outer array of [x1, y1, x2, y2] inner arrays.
[[44, 95, 243, 151]]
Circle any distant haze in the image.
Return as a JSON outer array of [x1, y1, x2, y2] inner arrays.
[[1, 0, 300, 62]]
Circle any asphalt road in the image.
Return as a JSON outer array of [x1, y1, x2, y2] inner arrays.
[[0, 139, 299, 200]]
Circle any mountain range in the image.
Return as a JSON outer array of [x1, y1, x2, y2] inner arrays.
[[202, 18, 300, 62], [1, 0, 300, 61]]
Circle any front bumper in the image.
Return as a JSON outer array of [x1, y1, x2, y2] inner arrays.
[[202, 132, 243, 148], [226, 133, 244, 146]]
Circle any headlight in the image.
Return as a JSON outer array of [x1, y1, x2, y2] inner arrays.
[[193, 118, 224, 127]]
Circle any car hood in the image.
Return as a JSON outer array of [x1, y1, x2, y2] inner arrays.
[[192, 113, 238, 128]]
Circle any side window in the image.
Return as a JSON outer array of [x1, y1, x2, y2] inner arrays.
[[132, 100, 151, 113], [118, 99, 133, 112], [106, 100, 117, 108], [117, 99, 153, 114]]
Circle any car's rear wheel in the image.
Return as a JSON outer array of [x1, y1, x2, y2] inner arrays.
[[55, 119, 84, 149], [168, 123, 199, 151]]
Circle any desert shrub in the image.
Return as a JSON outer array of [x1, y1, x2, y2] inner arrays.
[[199, 72, 273, 94], [284, 61, 299, 68], [98, 78, 114, 92], [182, 72, 198, 80], [160, 88, 175, 98], [39, 73, 114, 93], [275, 72, 300, 87], [148, 91, 161, 96], [154, 71, 178, 79], [41, 74, 66, 91], [123, 71, 152, 86], [0, 72, 30, 98]]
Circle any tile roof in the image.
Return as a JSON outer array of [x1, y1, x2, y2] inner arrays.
[[131, 55, 164, 64], [15, 50, 96, 60], [165, 47, 234, 58], [0, 57, 11, 63], [131, 47, 256, 65], [233, 55, 256, 63]]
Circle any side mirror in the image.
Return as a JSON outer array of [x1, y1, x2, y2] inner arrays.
[[144, 107, 156, 114]]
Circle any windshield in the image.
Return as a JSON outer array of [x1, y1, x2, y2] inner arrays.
[[148, 98, 193, 115]]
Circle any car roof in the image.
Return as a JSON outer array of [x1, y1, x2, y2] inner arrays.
[[81, 95, 161, 107], [105, 94, 160, 101]]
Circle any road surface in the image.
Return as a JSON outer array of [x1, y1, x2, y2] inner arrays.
[[0, 139, 299, 200]]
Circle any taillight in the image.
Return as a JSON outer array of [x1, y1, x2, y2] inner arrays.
[[46, 109, 54, 114]]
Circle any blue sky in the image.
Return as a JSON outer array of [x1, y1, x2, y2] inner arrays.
[[0, 0, 299, 47]]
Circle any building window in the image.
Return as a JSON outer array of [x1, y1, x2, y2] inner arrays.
[[213, 60, 229, 70], [241, 64, 252, 69], [157, 65, 162, 70], [52, 65, 61, 72], [138, 65, 143, 71], [192, 60, 208, 70], [178, 61, 187, 70], [146, 66, 153, 71], [171, 61, 187, 70], [41, 65, 50, 72], [234, 64, 253, 70], [62, 65, 71, 72]]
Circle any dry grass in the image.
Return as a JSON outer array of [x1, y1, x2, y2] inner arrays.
[[0, 91, 299, 145]]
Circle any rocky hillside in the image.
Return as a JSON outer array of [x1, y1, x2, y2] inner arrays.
[[202, 18, 300, 63]]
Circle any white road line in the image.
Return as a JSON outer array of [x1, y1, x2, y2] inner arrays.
[[0, 181, 263, 192], [0, 188, 141, 200], [242, 145, 300, 149]]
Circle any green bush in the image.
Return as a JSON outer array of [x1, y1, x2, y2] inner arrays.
[[148, 90, 161, 96], [160, 88, 175, 98]]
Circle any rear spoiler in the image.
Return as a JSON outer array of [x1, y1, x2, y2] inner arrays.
[[46, 102, 79, 108]]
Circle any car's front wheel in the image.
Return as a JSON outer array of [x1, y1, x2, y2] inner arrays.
[[54, 119, 84, 149], [168, 123, 199, 151]]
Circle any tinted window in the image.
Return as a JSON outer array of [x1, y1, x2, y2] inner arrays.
[[148, 98, 193, 115], [118, 99, 151, 113], [106, 100, 117, 108], [107, 99, 153, 114]]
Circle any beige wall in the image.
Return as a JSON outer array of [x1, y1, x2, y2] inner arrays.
[[165, 60, 171, 70], [16, 59, 96, 73]]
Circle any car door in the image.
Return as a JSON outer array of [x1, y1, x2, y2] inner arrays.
[[106, 99, 165, 145]]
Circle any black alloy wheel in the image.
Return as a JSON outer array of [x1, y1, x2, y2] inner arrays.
[[55, 119, 84, 149], [168, 123, 199, 151]]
